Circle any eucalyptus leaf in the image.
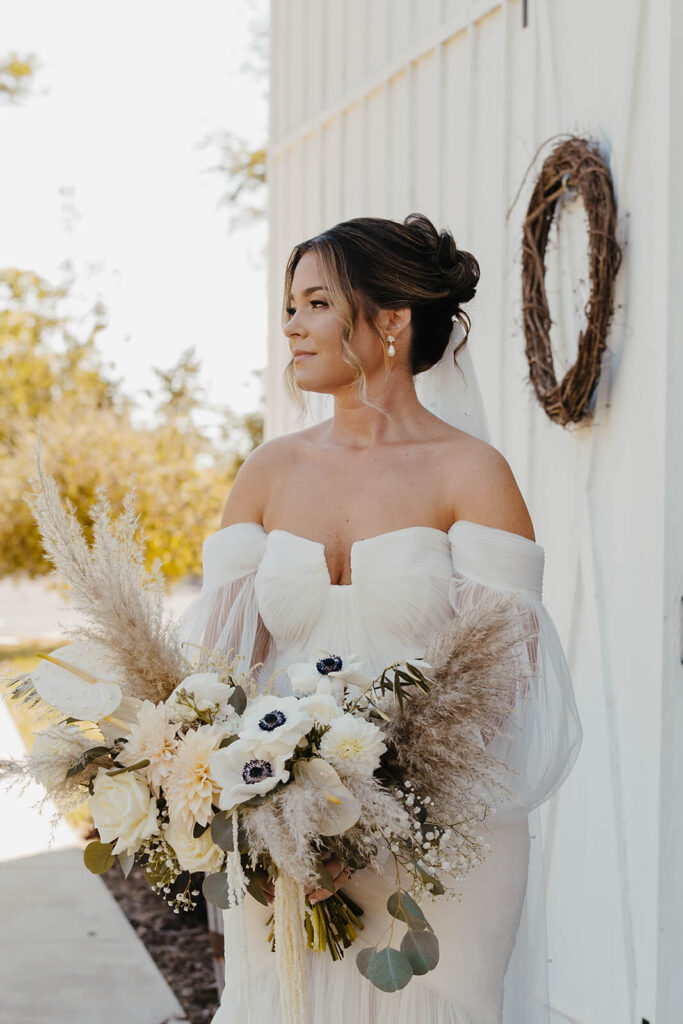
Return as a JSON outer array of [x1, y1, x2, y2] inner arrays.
[[83, 840, 115, 874], [400, 929, 440, 974], [245, 870, 269, 907], [202, 871, 231, 909], [66, 745, 112, 779], [118, 851, 135, 878], [193, 821, 210, 839], [314, 860, 337, 895], [218, 734, 238, 749], [366, 947, 413, 992], [386, 890, 428, 931], [227, 685, 247, 716], [210, 811, 248, 852], [356, 946, 375, 979], [415, 864, 445, 897]]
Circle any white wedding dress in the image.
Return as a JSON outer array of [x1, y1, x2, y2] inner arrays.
[[178, 517, 583, 1024]]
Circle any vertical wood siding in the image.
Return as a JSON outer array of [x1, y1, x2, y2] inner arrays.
[[265, 2, 679, 1018]]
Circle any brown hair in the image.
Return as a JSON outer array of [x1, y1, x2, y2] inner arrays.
[[281, 213, 480, 411]]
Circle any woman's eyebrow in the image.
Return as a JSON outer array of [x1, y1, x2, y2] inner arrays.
[[287, 286, 327, 301]]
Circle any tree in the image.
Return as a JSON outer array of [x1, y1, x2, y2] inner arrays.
[[0, 270, 233, 583], [199, 4, 269, 230]]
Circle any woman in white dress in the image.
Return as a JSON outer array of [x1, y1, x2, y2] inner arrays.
[[179, 213, 583, 1024]]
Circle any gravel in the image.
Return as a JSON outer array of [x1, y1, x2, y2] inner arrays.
[[100, 855, 220, 1024]]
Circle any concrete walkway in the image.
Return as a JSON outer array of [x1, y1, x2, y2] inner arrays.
[[0, 693, 189, 1024]]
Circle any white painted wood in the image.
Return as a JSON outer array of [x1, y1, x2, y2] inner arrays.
[[265, 1, 681, 1018]]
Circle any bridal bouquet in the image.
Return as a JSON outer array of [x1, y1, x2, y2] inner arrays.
[[1, 452, 535, 1024]]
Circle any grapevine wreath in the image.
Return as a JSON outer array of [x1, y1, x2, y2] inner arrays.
[[521, 135, 623, 427]]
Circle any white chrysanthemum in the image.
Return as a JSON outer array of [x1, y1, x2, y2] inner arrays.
[[318, 715, 387, 778], [116, 700, 180, 795], [163, 724, 226, 830], [238, 695, 313, 756], [298, 693, 343, 728]]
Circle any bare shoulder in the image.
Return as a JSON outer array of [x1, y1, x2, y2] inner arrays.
[[219, 432, 301, 529], [444, 431, 536, 542]]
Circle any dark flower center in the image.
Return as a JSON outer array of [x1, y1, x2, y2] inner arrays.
[[316, 655, 343, 675], [258, 710, 286, 731], [242, 759, 273, 784]]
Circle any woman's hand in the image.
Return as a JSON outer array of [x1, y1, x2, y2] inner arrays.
[[253, 855, 355, 906]]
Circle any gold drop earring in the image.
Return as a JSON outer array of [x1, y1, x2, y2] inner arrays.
[[386, 334, 396, 357]]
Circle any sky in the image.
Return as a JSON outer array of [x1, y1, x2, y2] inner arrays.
[[1, 0, 269, 419]]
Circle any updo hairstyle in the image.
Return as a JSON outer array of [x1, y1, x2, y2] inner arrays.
[[282, 212, 480, 409]]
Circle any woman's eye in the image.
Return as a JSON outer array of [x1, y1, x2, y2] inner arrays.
[[285, 300, 327, 317]]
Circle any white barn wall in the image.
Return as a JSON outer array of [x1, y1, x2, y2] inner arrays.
[[265, 2, 678, 1020]]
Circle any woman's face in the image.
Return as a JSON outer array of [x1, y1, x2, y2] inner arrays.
[[283, 250, 393, 396]]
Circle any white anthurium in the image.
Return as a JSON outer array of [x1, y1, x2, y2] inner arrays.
[[30, 640, 126, 721], [294, 758, 361, 836], [286, 649, 372, 702], [238, 694, 314, 756], [97, 694, 144, 742], [209, 738, 290, 814]]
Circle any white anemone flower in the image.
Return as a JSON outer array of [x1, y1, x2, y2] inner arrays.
[[163, 723, 227, 830], [318, 714, 387, 778], [299, 693, 344, 728], [209, 738, 290, 814], [238, 695, 313, 756], [116, 700, 180, 795], [286, 649, 372, 702]]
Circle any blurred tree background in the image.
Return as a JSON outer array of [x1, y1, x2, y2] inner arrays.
[[0, 50, 266, 584]]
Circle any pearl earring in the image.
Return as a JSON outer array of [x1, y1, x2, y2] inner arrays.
[[386, 335, 396, 357]]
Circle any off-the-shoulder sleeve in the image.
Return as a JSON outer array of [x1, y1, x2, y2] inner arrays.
[[176, 523, 273, 681], [448, 520, 583, 826]]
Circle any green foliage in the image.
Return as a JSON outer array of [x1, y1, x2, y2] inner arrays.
[[0, 268, 257, 583], [83, 839, 116, 874]]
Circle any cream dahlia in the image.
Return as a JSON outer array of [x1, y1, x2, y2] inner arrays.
[[116, 699, 180, 795], [163, 723, 226, 830], [318, 714, 387, 778]]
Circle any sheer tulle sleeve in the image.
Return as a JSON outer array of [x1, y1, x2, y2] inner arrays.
[[176, 523, 273, 680], [448, 520, 583, 827]]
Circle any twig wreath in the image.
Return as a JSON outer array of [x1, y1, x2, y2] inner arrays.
[[520, 135, 623, 427]]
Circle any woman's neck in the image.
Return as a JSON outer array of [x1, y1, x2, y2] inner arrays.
[[322, 373, 430, 448]]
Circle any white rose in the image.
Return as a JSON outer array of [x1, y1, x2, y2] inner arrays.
[[299, 693, 344, 727], [89, 768, 158, 855], [165, 817, 225, 873], [168, 672, 234, 714]]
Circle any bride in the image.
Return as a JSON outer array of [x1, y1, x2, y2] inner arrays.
[[178, 213, 583, 1024]]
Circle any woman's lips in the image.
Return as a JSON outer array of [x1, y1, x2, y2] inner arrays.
[[293, 353, 315, 360]]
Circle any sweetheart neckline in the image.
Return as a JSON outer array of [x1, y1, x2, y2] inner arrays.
[[268, 525, 451, 588], [212, 520, 542, 590]]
